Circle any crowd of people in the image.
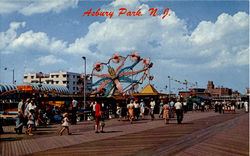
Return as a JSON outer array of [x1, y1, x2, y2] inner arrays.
[[14, 97, 77, 136], [13, 97, 249, 136], [15, 98, 40, 135], [114, 98, 184, 125], [213, 100, 249, 114]]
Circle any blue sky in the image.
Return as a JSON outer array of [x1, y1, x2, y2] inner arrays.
[[0, 0, 249, 94]]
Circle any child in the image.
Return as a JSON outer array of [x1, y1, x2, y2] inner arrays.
[[27, 109, 35, 136], [100, 115, 105, 133], [59, 113, 71, 136]]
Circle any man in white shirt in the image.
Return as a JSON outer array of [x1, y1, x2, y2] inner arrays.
[[174, 100, 183, 124], [90, 101, 96, 120], [201, 101, 205, 112], [150, 98, 155, 120], [139, 99, 145, 119], [183, 101, 187, 113], [133, 100, 140, 120], [71, 98, 78, 125], [15, 99, 25, 134]]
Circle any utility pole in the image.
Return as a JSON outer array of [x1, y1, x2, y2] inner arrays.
[[82, 56, 86, 121], [168, 76, 171, 97]]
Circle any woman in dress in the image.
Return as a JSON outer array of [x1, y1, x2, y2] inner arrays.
[[127, 100, 134, 124], [163, 103, 170, 124]]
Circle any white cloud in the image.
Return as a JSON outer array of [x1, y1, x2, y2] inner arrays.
[[66, 7, 248, 69], [0, 0, 78, 16], [110, 0, 140, 8], [0, 21, 26, 51], [0, 0, 248, 93], [0, 23, 68, 54], [0, 1, 26, 14], [190, 12, 248, 45], [189, 11, 249, 67], [36, 55, 65, 66], [1, 9, 248, 70]]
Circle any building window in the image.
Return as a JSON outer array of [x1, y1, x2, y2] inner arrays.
[[24, 76, 27, 79], [56, 75, 59, 78], [31, 76, 34, 79], [63, 74, 66, 78], [73, 82, 75, 85], [73, 75, 75, 78], [73, 87, 75, 90], [56, 81, 59, 84], [51, 75, 54, 78], [77, 76, 80, 79]]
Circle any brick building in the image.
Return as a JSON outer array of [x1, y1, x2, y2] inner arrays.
[[205, 81, 232, 97], [179, 81, 234, 99]]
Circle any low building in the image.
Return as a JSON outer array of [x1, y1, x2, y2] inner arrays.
[[179, 81, 237, 100], [24, 71, 92, 94], [205, 81, 232, 97]]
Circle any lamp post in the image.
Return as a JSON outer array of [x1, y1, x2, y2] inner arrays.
[[82, 56, 86, 121], [184, 80, 188, 98], [168, 76, 171, 97]]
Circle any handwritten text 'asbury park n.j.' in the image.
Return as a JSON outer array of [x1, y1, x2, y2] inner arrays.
[[82, 8, 170, 19]]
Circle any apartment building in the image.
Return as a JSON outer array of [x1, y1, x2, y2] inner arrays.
[[24, 71, 92, 94]]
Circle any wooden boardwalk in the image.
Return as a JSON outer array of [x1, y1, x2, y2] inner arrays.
[[32, 111, 249, 156], [176, 113, 249, 156], [0, 110, 248, 156]]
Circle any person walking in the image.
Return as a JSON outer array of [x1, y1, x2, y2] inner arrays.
[[71, 98, 78, 125], [116, 103, 121, 121], [163, 102, 170, 124], [169, 100, 174, 118], [174, 100, 183, 124], [244, 100, 249, 113], [90, 101, 96, 120], [139, 99, 145, 119], [159, 99, 164, 118], [99, 112, 105, 133], [218, 101, 222, 114], [183, 101, 187, 113], [201, 101, 205, 112], [95, 101, 101, 133], [27, 99, 38, 130], [127, 100, 134, 124], [150, 98, 155, 120], [133, 100, 140, 120], [214, 101, 218, 112], [121, 103, 127, 120], [15, 99, 26, 134], [27, 109, 35, 136], [59, 113, 71, 135]]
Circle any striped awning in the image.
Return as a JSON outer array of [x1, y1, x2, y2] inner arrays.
[[0, 83, 18, 94], [25, 83, 69, 93]]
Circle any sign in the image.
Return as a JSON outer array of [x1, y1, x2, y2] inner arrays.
[[18, 85, 33, 91]]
